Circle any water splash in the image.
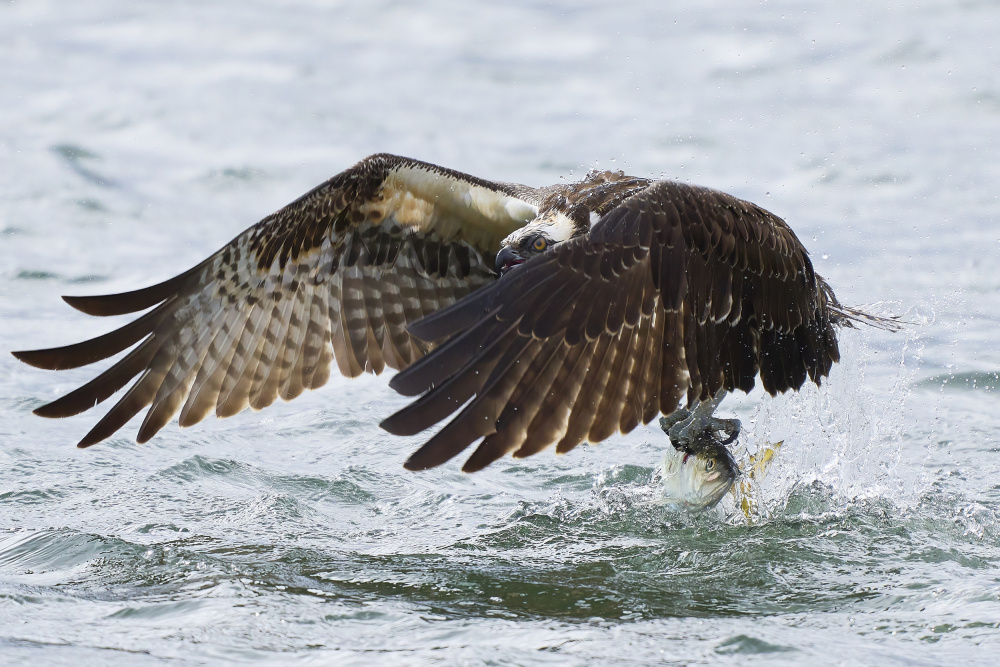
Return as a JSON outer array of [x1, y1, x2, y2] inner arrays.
[[715, 320, 924, 525]]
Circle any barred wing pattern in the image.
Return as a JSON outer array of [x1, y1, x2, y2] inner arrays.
[[382, 181, 842, 472], [14, 154, 540, 447]]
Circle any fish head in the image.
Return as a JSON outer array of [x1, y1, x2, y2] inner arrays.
[[661, 433, 740, 510]]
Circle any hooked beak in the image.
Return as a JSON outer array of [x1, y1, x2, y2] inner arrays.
[[494, 246, 525, 275]]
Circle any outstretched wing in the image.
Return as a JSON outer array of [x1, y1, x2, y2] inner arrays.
[[381, 180, 842, 472], [13, 153, 540, 447]]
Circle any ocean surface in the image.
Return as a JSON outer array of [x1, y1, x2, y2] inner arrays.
[[2, 1, 999, 664]]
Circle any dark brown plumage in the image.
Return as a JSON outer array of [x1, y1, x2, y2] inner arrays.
[[381, 181, 849, 472]]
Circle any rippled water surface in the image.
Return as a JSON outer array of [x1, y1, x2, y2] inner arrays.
[[2, 1, 999, 664]]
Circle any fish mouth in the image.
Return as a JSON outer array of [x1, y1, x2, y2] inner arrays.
[[675, 481, 731, 511], [700, 478, 736, 509]]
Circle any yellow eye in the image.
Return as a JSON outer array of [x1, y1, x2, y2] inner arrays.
[[532, 236, 547, 252], [705, 459, 715, 472]]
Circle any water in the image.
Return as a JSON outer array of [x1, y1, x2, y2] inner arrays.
[[2, 0, 999, 663]]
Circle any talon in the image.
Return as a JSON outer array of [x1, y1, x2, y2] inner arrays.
[[660, 410, 692, 451], [708, 417, 741, 445], [668, 414, 734, 450], [718, 423, 740, 445], [659, 402, 740, 453], [659, 410, 690, 433], [668, 420, 693, 452]]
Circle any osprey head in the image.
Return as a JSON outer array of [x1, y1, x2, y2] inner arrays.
[[495, 201, 594, 275]]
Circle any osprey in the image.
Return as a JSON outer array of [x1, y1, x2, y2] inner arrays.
[[13, 154, 882, 472]]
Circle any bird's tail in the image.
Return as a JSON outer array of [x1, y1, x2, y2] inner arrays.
[[819, 276, 904, 332], [830, 303, 903, 331]]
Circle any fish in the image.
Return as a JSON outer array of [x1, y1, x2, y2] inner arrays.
[[659, 431, 741, 511]]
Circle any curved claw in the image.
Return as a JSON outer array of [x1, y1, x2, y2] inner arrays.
[[713, 417, 741, 445]]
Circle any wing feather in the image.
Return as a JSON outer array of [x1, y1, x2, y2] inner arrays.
[[401, 337, 546, 471], [137, 305, 229, 441], [279, 286, 317, 401], [297, 287, 334, 393], [486, 341, 573, 462], [379, 271, 414, 369], [386, 179, 845, 470], [16, 154, 538, 447], [272, 280, 314, 400], [217, 302, 272, 418], [248, 289, 298, 410], [519, 340, 594, 453], [78, 366, 168, 447], [178, 307, 253, 426], [554, 334, 616, 454], [587, 321, 640, 443], [618, 299, 654, 433], [32, 338, 158, 419]]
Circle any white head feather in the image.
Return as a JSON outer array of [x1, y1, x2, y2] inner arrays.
[[500, 210, 583, 250]]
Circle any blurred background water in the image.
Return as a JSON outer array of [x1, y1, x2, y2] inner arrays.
[[1, 0, 999, 664]]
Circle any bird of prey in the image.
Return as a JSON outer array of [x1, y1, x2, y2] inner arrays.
[[13, 153, 881, 472]]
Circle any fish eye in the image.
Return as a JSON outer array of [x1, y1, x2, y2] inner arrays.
[[532, 236, 547, 252], [705, 459, 715, 472]]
